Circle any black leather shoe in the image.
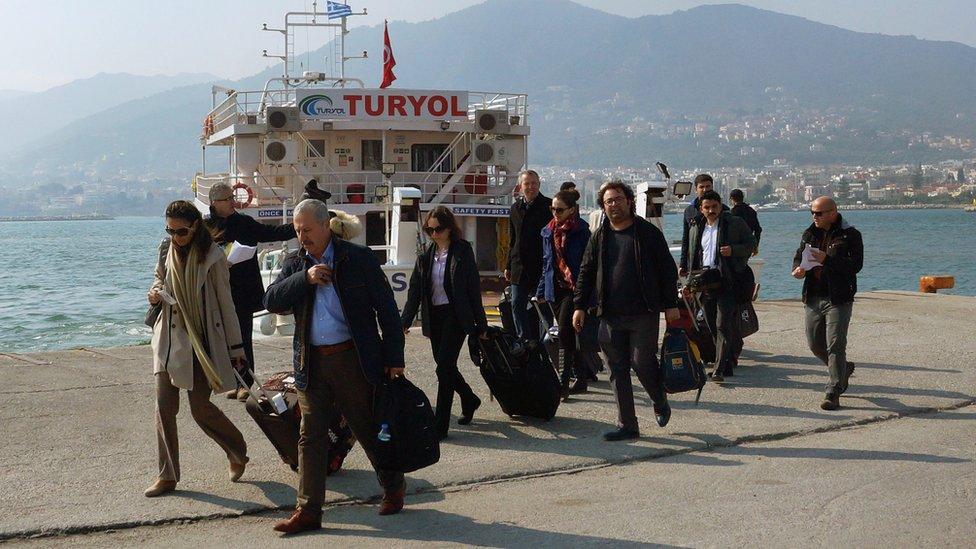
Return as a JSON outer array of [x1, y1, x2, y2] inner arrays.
[[820, 393, 840, 411], [458, 396, 481, 425], [569, 379, 589, 394], [654, 401, 671, 428], [603, 427, 640, 441]]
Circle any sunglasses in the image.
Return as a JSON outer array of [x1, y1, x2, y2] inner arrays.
[[810, 209, 835, 217], [424, 225, 448, 235], [165, 226, 193, 237], [550, 206, 569, 214]]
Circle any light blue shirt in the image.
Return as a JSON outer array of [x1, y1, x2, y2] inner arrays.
[[308, 242, 353, 346]]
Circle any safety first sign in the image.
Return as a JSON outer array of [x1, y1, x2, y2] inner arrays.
[[297, 89, 469, 121]]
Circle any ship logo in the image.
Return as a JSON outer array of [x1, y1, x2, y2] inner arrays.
[[299, 94, 346, 117]]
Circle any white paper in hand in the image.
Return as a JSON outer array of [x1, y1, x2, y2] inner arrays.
[[799, 243, 823, 271], [226, 242, 257, 265]]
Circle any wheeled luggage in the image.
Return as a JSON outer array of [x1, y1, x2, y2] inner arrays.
[[673, 294, 716, 364], [372, 376, 440, 473], [498, 286, 540, 340], [241, 370, 356, 474], [659, 327, 707, 403], [532, 299, 561, 372], [470, 326, 561, 420]]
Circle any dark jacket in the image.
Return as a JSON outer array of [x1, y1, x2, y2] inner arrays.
[[685, 211, 757, 302], [730, 202, 762, 248], [263, 238, 404, 389], [401, 239, 487, 338], [507, 194, 553, 287], [574, 216, 679, 317], [206, 211, 295, 315], [793, 216, 863, 305], [535, 216, 591, 302], [681, 198, 729, 269]]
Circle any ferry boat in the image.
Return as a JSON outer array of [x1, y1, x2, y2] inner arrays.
[[191, 5, 760, 335]]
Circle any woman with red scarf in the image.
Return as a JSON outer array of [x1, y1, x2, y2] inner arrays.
[[535, 189, 592, 398]]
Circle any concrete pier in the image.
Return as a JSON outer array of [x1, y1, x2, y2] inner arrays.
[[1, 291, 974, 546]]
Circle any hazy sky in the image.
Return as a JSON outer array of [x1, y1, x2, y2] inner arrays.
[[3, 0, 975, 92]]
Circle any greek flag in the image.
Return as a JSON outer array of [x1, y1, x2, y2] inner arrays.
[[327, 1, 352, 19]]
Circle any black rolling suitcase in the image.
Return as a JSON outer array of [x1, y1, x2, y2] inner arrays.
[[240, 370, 356, 475], [532, 299, 561, 371], [498, 286, 541, 341], [469, 326, 561, 420]]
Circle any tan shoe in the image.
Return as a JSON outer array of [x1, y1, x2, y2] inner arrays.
[[235, 387, 251, 401], [273, 508, 322, 534], [144, 479, 177, 498], [224, 389, 239, 399], [229, 459, 247, 482]]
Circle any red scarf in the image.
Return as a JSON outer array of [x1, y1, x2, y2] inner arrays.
[[548, 216, 579, 290]]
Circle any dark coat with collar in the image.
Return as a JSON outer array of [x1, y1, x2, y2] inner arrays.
[[792, 215, 863, 305], [684, 211, 756, 302], [206, 211, 295, 315], [507, 194, 553, 287], [574, 215, 679, 317], [535, 216, 591, 302], [681, 198, 729, 270], [262, 237, 404, 389], [400, 239, 487, 337]]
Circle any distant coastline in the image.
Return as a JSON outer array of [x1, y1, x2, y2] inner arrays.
[[0, 214, 115, 222]]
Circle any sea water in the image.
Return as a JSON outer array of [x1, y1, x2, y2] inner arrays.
[[0, 210, 970, 353]]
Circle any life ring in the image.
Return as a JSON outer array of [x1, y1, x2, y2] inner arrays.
[[232, 182, 254, 208]]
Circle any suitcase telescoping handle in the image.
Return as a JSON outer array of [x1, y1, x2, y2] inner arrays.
[[530, 297, 557, 331], [231, 367, 275, 403]]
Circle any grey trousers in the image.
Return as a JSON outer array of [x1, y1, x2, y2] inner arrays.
[[598, 313, 665, 431], [155, 362, 247, 482], [296, 347, 404, 514], [804, 295, 854, 396]]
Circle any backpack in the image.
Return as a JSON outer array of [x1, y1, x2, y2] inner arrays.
[[659, 328, 707, 403]]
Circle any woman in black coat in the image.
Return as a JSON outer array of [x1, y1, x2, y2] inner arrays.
[[401, 206, 486, 439]]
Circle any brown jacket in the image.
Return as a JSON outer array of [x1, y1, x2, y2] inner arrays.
[[150, 239, 244, 391]]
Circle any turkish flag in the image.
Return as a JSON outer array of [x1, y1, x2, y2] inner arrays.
[[380, 21, 396, 89]]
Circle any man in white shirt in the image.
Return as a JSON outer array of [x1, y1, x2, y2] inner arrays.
[[680, 190, 756, 382]]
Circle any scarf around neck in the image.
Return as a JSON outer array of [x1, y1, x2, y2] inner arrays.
[[166, 243, 222, 390], [548, 215, 580, 290]]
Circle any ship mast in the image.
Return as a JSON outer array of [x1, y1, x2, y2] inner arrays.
[[261, 1, 368, 88]]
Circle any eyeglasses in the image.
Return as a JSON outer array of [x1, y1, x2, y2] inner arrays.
[[810, 209, 835, 217], [424, 225, 448, 235], [165, 226, 192, 237], [550, 206, 569, 214], [603, 197, 627, 206], [212, 196, 233, 203]]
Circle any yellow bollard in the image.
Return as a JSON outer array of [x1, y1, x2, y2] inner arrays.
[[919, 275, 954, 293]]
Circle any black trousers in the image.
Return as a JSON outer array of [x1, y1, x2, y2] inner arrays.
[[236, 308, 255, 388], [429, 304, 478, 434], [701, 290, 742, 376], [553, 288, 584, 384]]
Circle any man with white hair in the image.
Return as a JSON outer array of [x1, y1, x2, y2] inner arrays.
[[264, 199, 406, 534]]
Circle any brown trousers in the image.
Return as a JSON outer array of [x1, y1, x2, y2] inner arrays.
[[297, 347, 404, 513], [155, 361, 247, 482]]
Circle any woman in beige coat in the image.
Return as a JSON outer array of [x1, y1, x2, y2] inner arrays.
[[145, 200, 249, 497]]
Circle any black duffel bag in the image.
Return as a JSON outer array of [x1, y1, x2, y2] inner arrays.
[[372, 376, 440, 473]]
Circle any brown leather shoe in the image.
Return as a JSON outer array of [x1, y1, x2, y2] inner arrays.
[[229, 459, 247, 482], [378, 485, 406, 516], [143, 479, 177, 498], [820, 393, 840, 411], [273, 508, 322, 534], [235, 387, 251, 401]]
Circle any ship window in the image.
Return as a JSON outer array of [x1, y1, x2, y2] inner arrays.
[[362, 140, 382, 170], [411, 144, 452, 173], [307, 139, 326, 157], [365, 211, 388, 264]]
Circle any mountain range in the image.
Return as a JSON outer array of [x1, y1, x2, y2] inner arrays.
[[4, 0, 976, 178]]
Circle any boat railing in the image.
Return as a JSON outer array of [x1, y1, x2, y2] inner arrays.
[[203, 88, 529, 135], [194, 170, 517, 208]]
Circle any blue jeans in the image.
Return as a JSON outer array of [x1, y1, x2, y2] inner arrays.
[[509, 283, 533, 339]]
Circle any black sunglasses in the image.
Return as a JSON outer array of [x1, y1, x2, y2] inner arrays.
[[424, 225, 448, 235], [810, 209, 834, 217], [165, 226, 193, 237]]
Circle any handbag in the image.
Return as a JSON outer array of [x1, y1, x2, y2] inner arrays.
[[687, 268, 723, 293], [144, 302, 162, 328], [372, 376, 440, 473], [737, 302, 760, 339]]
